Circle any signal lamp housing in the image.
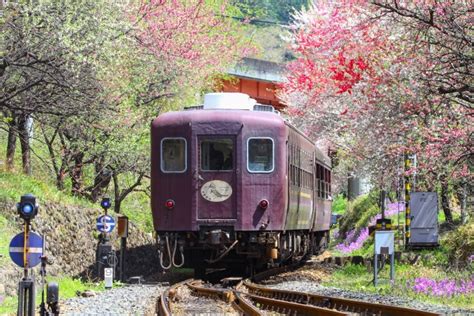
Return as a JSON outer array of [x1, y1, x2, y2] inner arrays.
[[17, 194, 39, 221]]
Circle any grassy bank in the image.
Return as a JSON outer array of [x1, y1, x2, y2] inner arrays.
[[328, 193, 473, 310], [325, 261, 473, 309], [0, 168, 145, 314]]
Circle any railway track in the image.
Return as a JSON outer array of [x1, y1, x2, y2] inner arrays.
[[157, 264, 441, 316]]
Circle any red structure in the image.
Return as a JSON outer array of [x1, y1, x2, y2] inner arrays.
[[220, 58, 285, 110]]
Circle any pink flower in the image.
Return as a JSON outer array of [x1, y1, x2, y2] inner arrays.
[[411, 277, 474, 297]]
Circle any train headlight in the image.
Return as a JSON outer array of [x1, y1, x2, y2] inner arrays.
[[165, 199, 175, 210], [259, 199, 269, 210]]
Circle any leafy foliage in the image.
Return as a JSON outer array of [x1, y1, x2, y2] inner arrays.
[[229, 0, 310, 23], [281, 0, 472, 202], [443, 222, 474, 270], [331, 194, 347, 214], [338, 191, 379, 237], [1, 0, 251, 215]]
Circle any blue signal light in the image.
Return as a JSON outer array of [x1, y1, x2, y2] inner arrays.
[[17, 194, 38, 220], [100, 198, 111, 210], [21, 203, 33, 214]]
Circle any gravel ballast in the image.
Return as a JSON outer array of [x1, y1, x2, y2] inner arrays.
[[61, 284, 165, 316]]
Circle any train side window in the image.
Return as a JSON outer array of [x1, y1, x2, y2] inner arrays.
[[316, 164, 321, 198], [161, 138, 187, 173], [201, 138, 233, 171], [326, 168, 331, 198], [321, 166, 326, 198], [248, 138, 274, 173]]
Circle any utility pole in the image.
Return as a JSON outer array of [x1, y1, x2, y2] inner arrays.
[[404, 153, 411, 249]]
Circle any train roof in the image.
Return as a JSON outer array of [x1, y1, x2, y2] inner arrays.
[[152, 107, 285, 129], [153, 109, 331, 167]]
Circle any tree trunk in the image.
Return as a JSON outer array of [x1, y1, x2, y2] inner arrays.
[[42, 126, 68, 190], [113, 173, 122, 214], [440, 175, 454, 226], [89, 159, 112, 202], [71, 152, 84, 196], [17, 114, 32, 175], [113, 172, 144, 214], [347, 174, 361, 200], [6, 115, 17, 171], [456, 182, 467, 224]]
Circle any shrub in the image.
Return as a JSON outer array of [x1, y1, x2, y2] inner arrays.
[[443, 222, 474, 269], [338, 191, 379, 238], [331, 194, 347, 214]]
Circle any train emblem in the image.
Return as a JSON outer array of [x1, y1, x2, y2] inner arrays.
[[200, 180, 233, 202]]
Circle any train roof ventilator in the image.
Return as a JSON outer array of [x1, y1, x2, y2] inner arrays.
[[203, 93, 256, 111]]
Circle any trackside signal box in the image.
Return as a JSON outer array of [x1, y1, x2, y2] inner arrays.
[[409, 192, 439, 247]]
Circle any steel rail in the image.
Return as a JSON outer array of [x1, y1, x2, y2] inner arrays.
[[244, 281, 441, 316], [188, 279, 346, 315], [158, 256, 440, 316], [186, 280, 234, 303], [186, 280, 262, 315], [232, 292, 262, 316], [244, 292, 348, 315], [157, 279, 193, 316]]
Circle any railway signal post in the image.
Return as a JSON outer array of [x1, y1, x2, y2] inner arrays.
[[9, 194, 41, 316], [95, 198, 117, 284], [404, 153, 413, 249]]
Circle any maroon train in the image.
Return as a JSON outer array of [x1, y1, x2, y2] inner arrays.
[[151, 93, 332, 275]]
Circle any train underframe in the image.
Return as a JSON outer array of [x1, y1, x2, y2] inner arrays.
[[156, 228, 329, 276]]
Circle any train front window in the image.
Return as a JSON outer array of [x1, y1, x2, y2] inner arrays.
[[201, 139, 233, 171], [161, 138, 187, 173], [248, 138, 274, 173]]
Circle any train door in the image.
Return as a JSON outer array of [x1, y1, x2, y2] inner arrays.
[[196, 136, 237, 219]]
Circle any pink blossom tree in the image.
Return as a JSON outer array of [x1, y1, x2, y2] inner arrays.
[[281, 0, 472, 223]]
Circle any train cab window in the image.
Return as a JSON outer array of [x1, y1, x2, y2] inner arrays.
[[161, 138, 187, 173], [201, 139, 233, 171], [248, 138, 274, 173]]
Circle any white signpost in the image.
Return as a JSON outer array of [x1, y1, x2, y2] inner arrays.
[[374, 231, 395, 286], [104, 268, 114, 289]]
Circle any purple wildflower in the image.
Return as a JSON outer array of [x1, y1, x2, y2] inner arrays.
[[369, 202, 403, 226], [335, 201, 404, 254], [468, 254, 474, 263], [336, 227, 369, 254], [412, 277, 474, 297]]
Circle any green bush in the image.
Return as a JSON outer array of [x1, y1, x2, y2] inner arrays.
[[442, 221, 474, 269], [331, 194, 347, 214], [338, 191, 379, 238]]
